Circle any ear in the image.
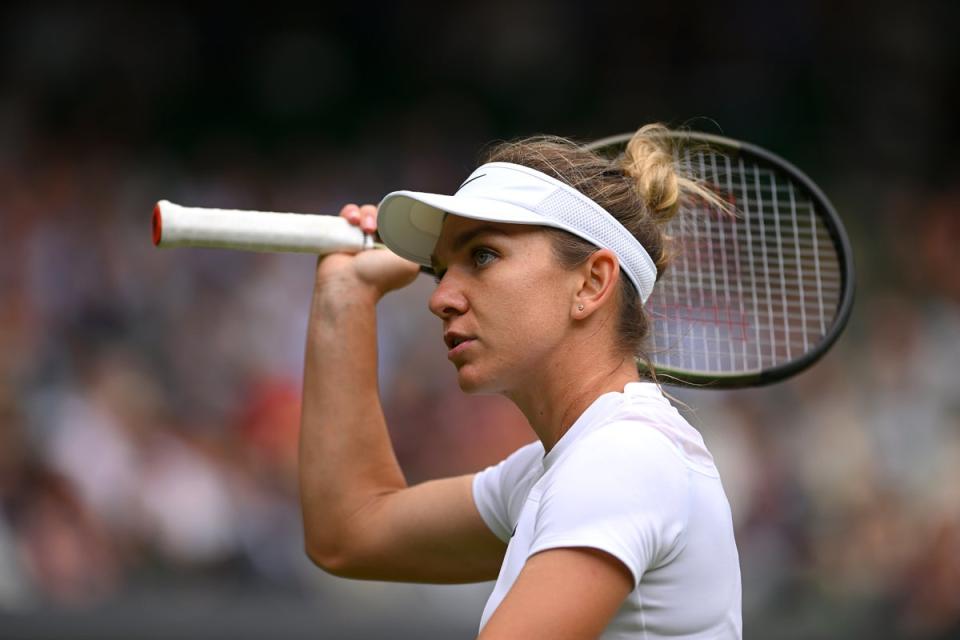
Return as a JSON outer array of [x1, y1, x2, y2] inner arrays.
[[571, 249, 620, 319]]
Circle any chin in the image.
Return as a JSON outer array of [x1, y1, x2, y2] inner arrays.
[[455, 371, 488, 394], [453, 364, 503, 395]]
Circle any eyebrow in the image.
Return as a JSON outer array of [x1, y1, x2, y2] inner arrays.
[[429, 224, 512, 271]]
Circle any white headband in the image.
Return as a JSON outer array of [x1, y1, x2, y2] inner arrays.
[[377, 162, 658, 303]]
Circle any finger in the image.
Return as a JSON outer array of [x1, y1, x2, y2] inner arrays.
[[339, 204, 361, 224], [358, 204, 378, 234]]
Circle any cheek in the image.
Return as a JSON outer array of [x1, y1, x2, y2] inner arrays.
[[488, 265, 571, 350]]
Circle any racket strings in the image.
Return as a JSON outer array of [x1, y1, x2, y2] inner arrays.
[[647, 148, 842, 375]]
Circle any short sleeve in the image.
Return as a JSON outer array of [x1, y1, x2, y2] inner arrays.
[[472, 442, 543, 543], [528, 425, 690, 587]]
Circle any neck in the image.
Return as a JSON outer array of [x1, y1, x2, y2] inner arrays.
[[505, 344, 640, 453]]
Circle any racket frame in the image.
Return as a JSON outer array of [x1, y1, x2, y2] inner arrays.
[[585, 131, 856, 388]]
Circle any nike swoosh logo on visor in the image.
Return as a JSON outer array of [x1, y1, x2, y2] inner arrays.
[[457, 174, 486, 191]]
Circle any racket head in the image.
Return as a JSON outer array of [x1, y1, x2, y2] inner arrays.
[[586, 131, 856, 388]]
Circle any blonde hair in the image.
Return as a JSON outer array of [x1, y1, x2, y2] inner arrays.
[[481, 123, 727, 371]]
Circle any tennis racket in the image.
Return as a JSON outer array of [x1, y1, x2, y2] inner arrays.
[[153, 131, 854, 388], [586, 131, 855, 387]]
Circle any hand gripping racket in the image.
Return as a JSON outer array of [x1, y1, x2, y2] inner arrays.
[[153, 131, 854, 388]]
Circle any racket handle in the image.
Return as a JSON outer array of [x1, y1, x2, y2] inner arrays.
[[152, 200, 369, 254]]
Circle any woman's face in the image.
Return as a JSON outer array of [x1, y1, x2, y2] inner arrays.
[[428, 215, 579, 394]]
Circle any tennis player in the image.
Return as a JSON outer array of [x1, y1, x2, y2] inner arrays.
[[299, 124, 742, 639]]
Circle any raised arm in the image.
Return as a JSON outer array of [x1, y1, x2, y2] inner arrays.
[[299, 203, 506, 583]]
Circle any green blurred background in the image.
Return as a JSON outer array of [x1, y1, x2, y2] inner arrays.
[[1, 2, 959, 638]]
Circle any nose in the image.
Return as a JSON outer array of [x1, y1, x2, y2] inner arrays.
[[428, 270, 469, 320]]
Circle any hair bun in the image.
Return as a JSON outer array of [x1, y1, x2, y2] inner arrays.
[[621, 124, 680, 223]]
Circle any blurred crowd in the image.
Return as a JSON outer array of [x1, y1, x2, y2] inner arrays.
[[0, 135, 537, 608], [2, 141, 959, 640], [1, 2, 959, 638]]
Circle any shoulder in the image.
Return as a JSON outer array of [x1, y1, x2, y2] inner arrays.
[[500, 440, 544, 475], [606, 383, 719, 474], [472, 441, 543, 542], [532, 424, 694, 582], [478, 440, 543, 494], [545, 423, 692, 504]]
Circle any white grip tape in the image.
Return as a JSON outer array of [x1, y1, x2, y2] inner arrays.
[[153, 200, 366, 254]]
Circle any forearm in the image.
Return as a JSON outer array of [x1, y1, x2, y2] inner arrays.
[[299, 270, 407, 565]]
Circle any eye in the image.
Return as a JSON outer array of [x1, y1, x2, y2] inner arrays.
[[472, 247, 498, 268], [432, 268, 446, 284]]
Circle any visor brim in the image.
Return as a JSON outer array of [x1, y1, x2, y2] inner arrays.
[[376, 190, 553, 266]]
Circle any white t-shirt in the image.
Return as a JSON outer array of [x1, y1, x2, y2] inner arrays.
[[472, 382, 742, 639]]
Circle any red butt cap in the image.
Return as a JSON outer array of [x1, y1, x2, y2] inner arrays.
[[152, 203, 162, 246]]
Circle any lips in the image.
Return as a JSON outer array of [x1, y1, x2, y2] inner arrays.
[[443, 331, 473, 350], [443, 331, 476, 359]]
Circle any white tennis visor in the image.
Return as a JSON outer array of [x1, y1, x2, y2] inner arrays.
[[376, 162, 658, 303]]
